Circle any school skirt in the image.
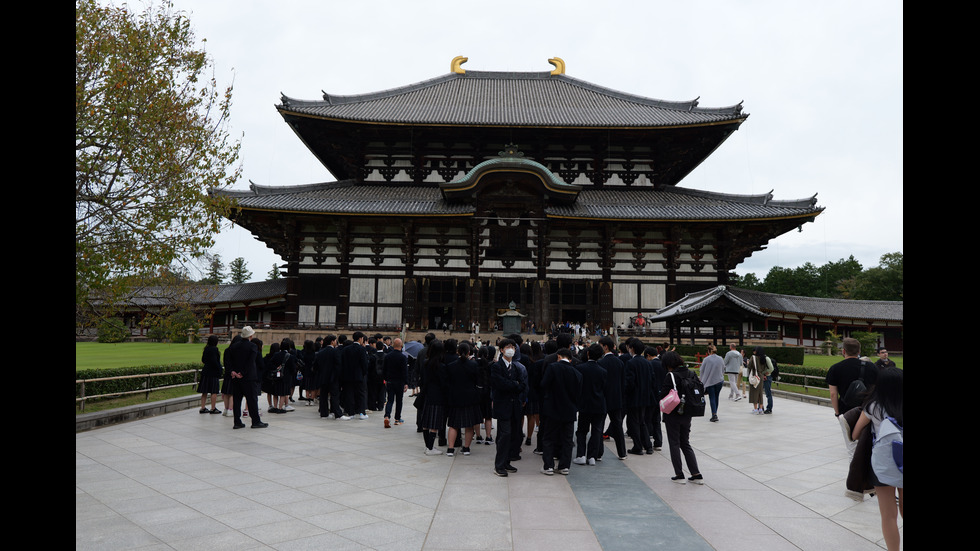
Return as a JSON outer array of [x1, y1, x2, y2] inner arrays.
[[419, 404, 446, 431], [447, 404, 483, 429], [198, 376, 220, 395]]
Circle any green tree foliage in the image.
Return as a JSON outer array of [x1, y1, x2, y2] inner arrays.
[[76, 0, 241, 327], [267, 263, 281, 281], [734, 253, 900, 301], [229, 257, 251, 284], [847, 252, 903, 301], [199, 253, 225, 284], [97, 318, 130, 343], [145, 306, 203, 342], [851, 331, 883, 357]]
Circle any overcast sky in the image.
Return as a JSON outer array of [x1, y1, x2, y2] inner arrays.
[[169, 0, 903, 282]]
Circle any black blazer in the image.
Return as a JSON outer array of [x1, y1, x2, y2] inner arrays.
[[575, 359, 607, 415], [599, 353, 626, 411], [540, 360, 582, 422], [201, 345, 223, 379], [490, 358, 526, 418], [228, 338, 258, 381], [382, 349, 409, 384], [625, 355, 655, 408], [313, 345, 339, 387], [340, 342, 369, 382], [444, 357, 480, 407]]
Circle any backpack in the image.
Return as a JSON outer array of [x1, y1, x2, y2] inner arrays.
[[871, 416, 903, 488], [676, 372, 706, 417], [842, 362, 872, 408], [770, 357, 780, 382]]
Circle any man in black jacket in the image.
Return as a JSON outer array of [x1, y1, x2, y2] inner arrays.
[[490, 339, 527, 477], [598, 336, 627, 460], [382, 338, 409, 428], [644, 347, 665, 450], [341, 331, 370, 420], [228, 326, 267, 429], [316, 335, 342, 419], [624, 338, 654, 455], [539, 348, 582, 475], [573, 344, 607, 466]]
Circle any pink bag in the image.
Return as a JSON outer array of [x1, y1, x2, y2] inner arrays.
[[660, 373, 681, 414]]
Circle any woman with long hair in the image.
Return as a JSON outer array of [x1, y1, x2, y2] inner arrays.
[[419, 339, 448, 455], [199, 335, 223, 414], [444, 341, 482, 456], [262, 342, 280, 412], [300, 339, 317, 405], [660, 351, 703, 484], [852, 367, 903, 551], [746, 346, 773, 414]]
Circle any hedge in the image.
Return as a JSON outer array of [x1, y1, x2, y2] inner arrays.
[[76, 363, 202, 399]]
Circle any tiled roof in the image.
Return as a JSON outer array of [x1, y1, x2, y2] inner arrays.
[[221, 181, 474, 215], [118, 280, 288, 307], [727, 287, 903, 322], [549, 187, 820, 220], [649, 286, 768, 321], [278, 71, 746, 128], [220, 181, 821, 221], [650, 285, 903, 324]]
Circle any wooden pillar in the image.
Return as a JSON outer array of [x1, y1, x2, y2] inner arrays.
[[336, 220, 351, 329], [403, 277, 418, 330]]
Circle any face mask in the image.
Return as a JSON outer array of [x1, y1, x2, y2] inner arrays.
[[503, 348, 515, 359]]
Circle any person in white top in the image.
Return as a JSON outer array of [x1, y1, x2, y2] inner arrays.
[[723, 344, 744, 401]]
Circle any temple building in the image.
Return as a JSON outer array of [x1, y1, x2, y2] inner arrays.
[[215, 57, 824, 333]]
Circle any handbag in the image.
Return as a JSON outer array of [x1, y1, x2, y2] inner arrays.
[[660, 372, 681, 414]]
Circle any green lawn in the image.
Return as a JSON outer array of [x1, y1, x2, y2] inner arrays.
[[802, 354, 903, 370], [76, 342, 225, 370]]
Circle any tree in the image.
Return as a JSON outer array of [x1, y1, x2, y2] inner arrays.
[[229, 257, 251, 284], [200, 253, 225, 284], [76, 0, 241, 327], [729, 272, 761, 289], [267, 263, 281, 281], [816, 255, 863, 298], [850, 252, 903, 301]]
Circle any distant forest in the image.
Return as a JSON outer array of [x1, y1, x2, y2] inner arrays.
[[730, 252, 902, 301]]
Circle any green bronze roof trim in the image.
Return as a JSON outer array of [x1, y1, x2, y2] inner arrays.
[[443, 146, 581, 195]]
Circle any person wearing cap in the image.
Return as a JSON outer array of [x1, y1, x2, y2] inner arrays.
[[227, 326, 267, 429]]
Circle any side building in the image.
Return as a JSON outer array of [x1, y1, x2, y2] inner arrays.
[[215, 58, 824, 333]]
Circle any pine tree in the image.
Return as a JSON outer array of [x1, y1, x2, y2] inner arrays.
[[229, 257, 252, 284]]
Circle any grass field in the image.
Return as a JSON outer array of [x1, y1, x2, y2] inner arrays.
[[76, 342, 226, 370]]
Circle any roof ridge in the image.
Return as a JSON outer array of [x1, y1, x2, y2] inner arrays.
[[277, 70, 745, 116]]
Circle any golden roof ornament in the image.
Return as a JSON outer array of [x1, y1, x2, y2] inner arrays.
[[548, 57, 565, 75], [451, 56, 468, 74]]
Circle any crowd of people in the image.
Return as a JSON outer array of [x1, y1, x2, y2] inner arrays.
[[197, 328, 901, 548]]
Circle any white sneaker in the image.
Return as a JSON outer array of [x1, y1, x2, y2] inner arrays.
[[283, 405, 295, 412], [588, 458, 596, 466], [327, 413, 336, 419], [357, 413, 369, 420], [572, 456, 587, 465], [340, 415, 352, 420], [540, 467, 554, 475], [425, 447, 443, 456]]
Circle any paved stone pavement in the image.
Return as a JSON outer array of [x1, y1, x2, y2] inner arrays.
[[76, 388, 901, 550]]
